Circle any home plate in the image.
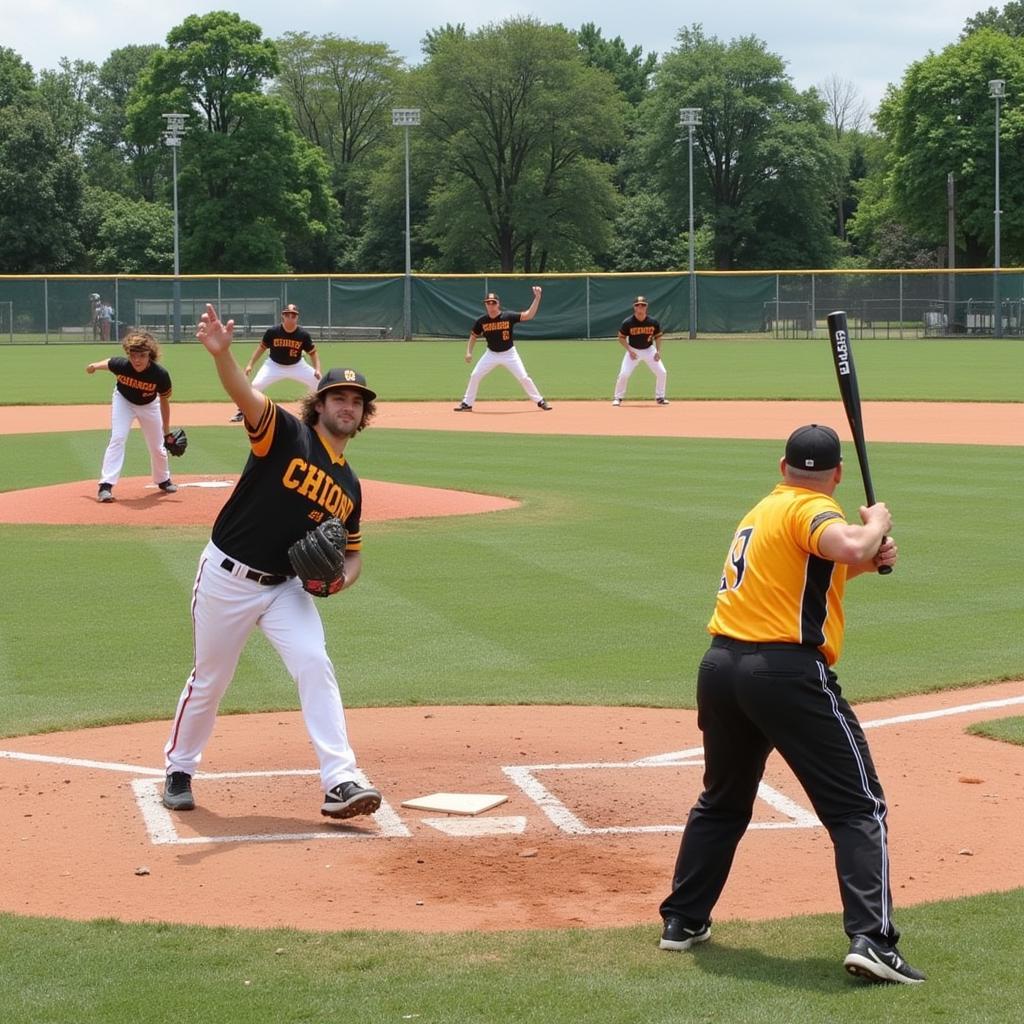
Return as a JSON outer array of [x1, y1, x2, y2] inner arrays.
[[400, 793, 509, 815], [421, 816, 527, 837]]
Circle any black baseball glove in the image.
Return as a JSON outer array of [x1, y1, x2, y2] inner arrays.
[[288, 517, 347, 597], [164, 427, 188, 457]]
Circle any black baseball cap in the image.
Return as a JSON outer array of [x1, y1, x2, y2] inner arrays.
[[316, 368, 377, 402], [785, 424, 841, 470]]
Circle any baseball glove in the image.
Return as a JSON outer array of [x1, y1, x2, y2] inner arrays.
[[164, 427, 188, 457], [288, 517, 347, 597]]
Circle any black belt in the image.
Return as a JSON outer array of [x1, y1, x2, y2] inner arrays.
[[710, 636, 819, 654], [220, 558, 288, 586]]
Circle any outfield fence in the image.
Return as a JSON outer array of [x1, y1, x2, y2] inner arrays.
[[0, 269, 1021, 343]]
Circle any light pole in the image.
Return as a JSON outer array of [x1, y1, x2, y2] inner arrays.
[[392, 108, 421, 341], [988, 79, 1004, 337], [162, 112, 187, 342], [679, 108, 702, 339]]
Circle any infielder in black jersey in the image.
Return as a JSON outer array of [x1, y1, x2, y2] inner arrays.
[[230, 303, 321, 422], [454, 288, 552, 411], [86, 330, 177, 503], [162, 303, 382, 821], [612, 296, 668, 406]]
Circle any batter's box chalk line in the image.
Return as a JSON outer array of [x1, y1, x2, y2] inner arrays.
[[502, 759, 820, 835]]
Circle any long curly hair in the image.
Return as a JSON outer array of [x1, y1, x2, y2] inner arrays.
[[122, 330, 161, 362], [299, 390, 376, 433]]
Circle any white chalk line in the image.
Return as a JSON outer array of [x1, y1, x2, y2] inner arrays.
[[0, 689, 1020, 843]]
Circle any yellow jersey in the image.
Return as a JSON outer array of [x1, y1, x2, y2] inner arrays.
[[708, 483, 849, 664]]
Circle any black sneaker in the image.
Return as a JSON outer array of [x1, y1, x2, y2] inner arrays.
[[158, 479, 178, 494], [659, 917, 711, 951], [656, 397, 670, 405], [321, 780, 382, 820], [844, 935, 926, 984], [97, 484, 114, 503], [230, 410, 244, 423], [162, 771, 195, 811], [537, 399, 553, 411], [453, 402, 473, 412]]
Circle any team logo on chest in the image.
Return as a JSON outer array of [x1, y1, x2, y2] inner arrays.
[[282, 458, 354, 520]]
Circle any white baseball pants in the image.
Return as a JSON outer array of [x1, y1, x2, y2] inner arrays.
[[462, 347, 543, 405], [99, 390, 170, 485], [251, 359, 319, 393], [164, 541, 358, 791], [614, 346, 668, 401]]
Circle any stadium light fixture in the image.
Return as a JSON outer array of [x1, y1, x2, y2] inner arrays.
[[162, 113, 188, 343], [392, 108, 421, 341], [988, 80, 1005, 337], [679, 108, 702, 339]]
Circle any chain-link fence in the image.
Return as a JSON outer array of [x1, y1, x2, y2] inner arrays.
[[1, 269, 1021, 343]]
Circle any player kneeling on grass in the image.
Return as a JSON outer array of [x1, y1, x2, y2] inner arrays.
[[85, 330, 178, 502], [161, 303, 382, 822]]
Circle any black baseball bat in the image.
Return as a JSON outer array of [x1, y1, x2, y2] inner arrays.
[[825, 310, 892, 575]]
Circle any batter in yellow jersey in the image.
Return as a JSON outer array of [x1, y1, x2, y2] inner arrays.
[[710, 484, 848, 664], [658, 424, 926, 985]]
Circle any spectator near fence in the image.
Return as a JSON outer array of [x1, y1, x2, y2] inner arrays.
[[97, 300, 114, 342]]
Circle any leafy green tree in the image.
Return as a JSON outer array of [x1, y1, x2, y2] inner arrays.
[[36, 58, 96, 151], [963, 1, 1024, 36], [126, 11, 337, 272], [575, 23, 657, 107], [0, 47, 34, 107], [637, 26, 837, 269], [414, 17, 626, 272], [85, 45, 164, 199], [0, 101, 83, 271], [862, 29, 1024, 266], [81, 187, 174, 273], [273, 33, 405, 267]]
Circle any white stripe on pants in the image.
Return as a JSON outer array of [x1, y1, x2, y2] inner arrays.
[[164, 541, 358, 791], [614, 346, 668, 400], [462, 347, 542, 405], [99, 390, 170, 485]]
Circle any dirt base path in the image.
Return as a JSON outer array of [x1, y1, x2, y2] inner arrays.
[[2, 399, 1022, 444]]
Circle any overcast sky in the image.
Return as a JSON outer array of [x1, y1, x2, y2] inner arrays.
[[3, 1, 982, 115]]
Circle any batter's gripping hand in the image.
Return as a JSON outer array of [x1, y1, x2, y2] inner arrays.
[[288, 517, 347, 598], [164, 427, 188, 457]]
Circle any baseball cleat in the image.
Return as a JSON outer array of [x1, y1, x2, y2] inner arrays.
[[162, 771, 195, 811], [229, 410, 244, 422], [158, 480, 178, 493], [659, 918, 711, 951], [537, 399, 553, 411], [321, 781, 382, 819], [97, 484, 114, 503], [453, 402, 473, 412], [656, 397, 670, 405], [844, 935, 926, 984], [612, 399, 622, 406]]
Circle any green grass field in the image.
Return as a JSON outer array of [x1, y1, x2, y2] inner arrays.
[[1, 338, 1022, 1021], [4, 335, 1024, 404]]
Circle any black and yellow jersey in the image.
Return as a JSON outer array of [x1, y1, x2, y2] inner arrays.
[[708, 483, 849, 664], [106, 356, 172, 405], [212, 399, 361, 576]]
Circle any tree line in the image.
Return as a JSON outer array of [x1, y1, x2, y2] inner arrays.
[[1, 6, 1022, 275]]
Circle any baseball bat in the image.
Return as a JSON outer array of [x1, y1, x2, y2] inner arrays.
[[825, 310, 892, 575]]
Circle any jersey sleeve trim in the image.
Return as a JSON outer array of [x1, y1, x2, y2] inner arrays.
[[247, 396, 276, 457]]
